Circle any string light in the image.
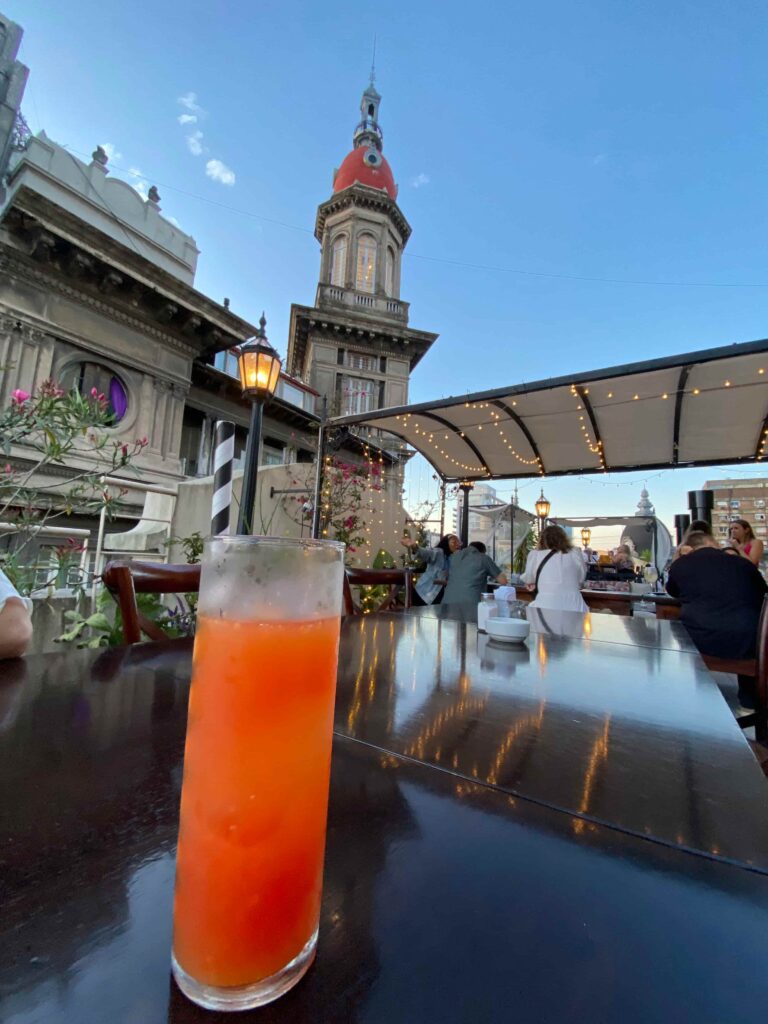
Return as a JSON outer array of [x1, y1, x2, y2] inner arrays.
[[571, 384, 606, 469]]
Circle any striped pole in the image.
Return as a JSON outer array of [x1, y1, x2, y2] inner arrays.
[[211, 420, 235, 536]]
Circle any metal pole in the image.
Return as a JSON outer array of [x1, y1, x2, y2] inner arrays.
[[91, 480, 108, 610], [211, 420, 235, 536], [674, 513, 691, 545], [509, 501, 515, 573], [311, 398, 328, 540], [237, 400, 263, 535], [460, 484, 472, 547], [439, 480, 446, 539]]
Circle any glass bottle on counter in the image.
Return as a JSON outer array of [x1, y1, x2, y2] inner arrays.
[[477, 593, 497, 633]]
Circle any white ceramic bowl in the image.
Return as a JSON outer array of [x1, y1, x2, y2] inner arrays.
[[486, 617, 530, 644]]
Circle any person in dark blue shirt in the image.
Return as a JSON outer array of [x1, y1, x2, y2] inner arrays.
[[666, 531, 766, 660]]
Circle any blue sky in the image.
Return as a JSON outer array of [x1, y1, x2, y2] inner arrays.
[[9, 0, 768, 529]]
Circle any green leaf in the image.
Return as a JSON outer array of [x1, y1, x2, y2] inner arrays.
[[57, 622, 86, 642], [84, 612, 112, 630]]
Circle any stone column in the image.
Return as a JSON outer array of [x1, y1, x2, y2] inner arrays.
[[151, 378, 171, 456], [166, 382, 188, 462], [196, 414, 213, 476]]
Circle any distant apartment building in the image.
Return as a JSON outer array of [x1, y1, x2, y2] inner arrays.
[[703, 478, 768, 542]]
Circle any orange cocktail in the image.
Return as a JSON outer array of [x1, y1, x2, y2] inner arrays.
[[171, 537, 344, 1011]]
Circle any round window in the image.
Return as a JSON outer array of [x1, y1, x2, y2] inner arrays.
[[62, 362, 128, 423]]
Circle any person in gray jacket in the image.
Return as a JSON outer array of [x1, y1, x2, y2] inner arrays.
[[401, 534, 462, 605], [443, 544, 507, 605]]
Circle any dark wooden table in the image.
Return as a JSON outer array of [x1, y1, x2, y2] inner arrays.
[[2, 619, 768, 1024], [414, 600, 698, 652]]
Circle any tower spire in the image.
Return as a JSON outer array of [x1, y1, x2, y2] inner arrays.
[[354, 70, 383, 153], [370, 35, 377, 86]]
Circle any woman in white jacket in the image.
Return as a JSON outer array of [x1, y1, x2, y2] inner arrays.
[[523, 525, 588, 613]]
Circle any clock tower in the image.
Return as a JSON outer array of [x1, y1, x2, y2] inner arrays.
[[286, 76, 437, 441]]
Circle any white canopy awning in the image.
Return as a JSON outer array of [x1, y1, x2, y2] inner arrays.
[[331, 338, 768, 482]]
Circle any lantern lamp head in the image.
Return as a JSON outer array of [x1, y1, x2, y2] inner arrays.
[[237, 314, 282, 402], [581, 527, 592, 547], [535, 489, 551, 521]]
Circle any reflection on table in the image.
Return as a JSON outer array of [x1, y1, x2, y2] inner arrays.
[[335, 612, 768, 864], [2, 617, 768, 1023]]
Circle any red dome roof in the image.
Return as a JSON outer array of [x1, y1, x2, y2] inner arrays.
[[333, 147, 397, 199]]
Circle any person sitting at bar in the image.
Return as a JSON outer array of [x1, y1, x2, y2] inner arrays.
[[666, 531, 766, 662], [400, 533, 461, 606], [524, 525, 588, 612], [0, 569, 33, 660], [442, 542, 506, 605], [726, 519, 765, 567], [611, 544, 635, 578], [674, 520, 714, 559]]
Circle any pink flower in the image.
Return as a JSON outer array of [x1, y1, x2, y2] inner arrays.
[[91, 387, 98, 398], [348, 546, 356, 553], [11, 389, 30, 404]]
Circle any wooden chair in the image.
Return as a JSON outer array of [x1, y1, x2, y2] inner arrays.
[[102, 560, 201, 645], [343, 567, 414, 616], [737, 595, 768, 742]]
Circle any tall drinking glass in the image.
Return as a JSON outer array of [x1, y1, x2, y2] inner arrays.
[[171, 536, 345, 1011]]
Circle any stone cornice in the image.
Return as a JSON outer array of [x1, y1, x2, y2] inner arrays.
[[287, 302, 437, 378], [314, 185, 412, 246], [0, 246, 207, 359], [2, 189, 258, 355]]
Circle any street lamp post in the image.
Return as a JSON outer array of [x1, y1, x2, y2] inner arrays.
[[236, 314, 282, 535], [458, 480, 475, 547], [534, 488, 551, 535]]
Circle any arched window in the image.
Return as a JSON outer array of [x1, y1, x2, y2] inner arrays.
[[356, 234, 377, 293], [330, 235, 347, 287], [385, 246, 395, 296], [62, 362, 128, 423]]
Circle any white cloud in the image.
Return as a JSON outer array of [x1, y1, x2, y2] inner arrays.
[[127, 166, 149, 200], [205, 158, 236, 186], [178, 114, 197, 126], [100, 142, 122, 163], [177, 91, 202, 114], [410, 172, 430, 188], [186, 130, 205, 156]]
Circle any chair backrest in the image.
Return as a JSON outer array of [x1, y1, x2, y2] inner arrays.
[[102, 560, 201, 644], [755, 594, 768, 711], [343, 567, 413, 615]]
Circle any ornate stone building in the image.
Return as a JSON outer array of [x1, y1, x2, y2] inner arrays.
[[0, 12, 423, 563], [0, 132, 256, 501], [286, 78, 437, 434]]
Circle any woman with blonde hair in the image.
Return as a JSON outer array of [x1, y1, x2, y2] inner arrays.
[[523, 525, 588, 612]]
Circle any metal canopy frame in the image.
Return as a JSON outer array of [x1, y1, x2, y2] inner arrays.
[[329, 337, 768, 483]]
